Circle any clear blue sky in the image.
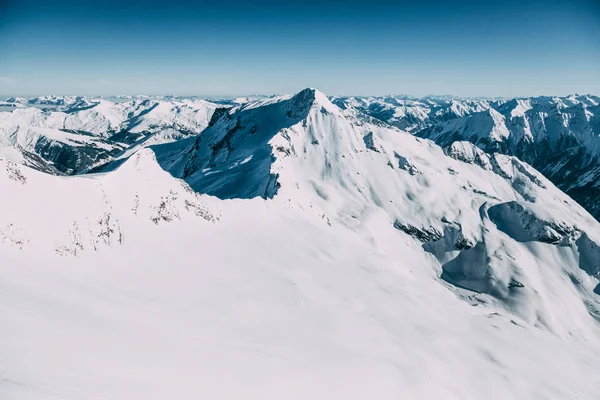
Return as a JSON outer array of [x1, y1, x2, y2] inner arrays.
[[0, 0, 599, 97]]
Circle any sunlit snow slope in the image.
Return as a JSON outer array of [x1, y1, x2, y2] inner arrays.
[[333, 94, 600, 220], [1, 89, 600, 400]]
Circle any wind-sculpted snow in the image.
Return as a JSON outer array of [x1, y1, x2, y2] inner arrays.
[[1, 89, 600, 399]]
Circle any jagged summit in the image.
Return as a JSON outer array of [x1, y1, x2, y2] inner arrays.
[[152, 88, 345, 199], [236, 87, 339, 115], [295, 87, 339, 113], [283, 87, 341, 117]]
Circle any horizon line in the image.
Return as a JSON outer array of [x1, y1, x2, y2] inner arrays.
[[1, 90, 599, 101]]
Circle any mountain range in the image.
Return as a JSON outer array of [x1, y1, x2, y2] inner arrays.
[[1, 89, 600, 399], [0, 96, 219, 174], [333, 94, 600, 220], [3, 92, 599, 221]]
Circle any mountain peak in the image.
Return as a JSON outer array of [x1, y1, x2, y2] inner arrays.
[[290, 87, 339, 114]]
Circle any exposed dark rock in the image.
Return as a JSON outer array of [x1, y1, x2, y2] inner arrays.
[[393, 220, 442, 242]]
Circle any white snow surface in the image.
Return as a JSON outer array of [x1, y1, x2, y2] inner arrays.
[[1, 89, 600, 399]]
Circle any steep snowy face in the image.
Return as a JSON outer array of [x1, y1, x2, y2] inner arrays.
[[153, 88, 325, 199], [0, 97, 220, 174], [2, 89, 600, 399]]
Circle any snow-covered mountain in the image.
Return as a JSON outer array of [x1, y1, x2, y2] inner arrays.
[[0, 96, 220, 174], [334, 94, 600, 220], [419, 96, 600, 220], [331, 95, 494, 132], [3, 95, 96, 110], [2, 88, 599, 399]]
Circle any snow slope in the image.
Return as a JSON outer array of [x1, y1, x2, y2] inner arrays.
[[333, 93, 600, 220], [418, 96, 600, 220], [2, 88, 600, 399]]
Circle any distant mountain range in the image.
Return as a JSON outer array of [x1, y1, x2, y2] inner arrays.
[[333, 94, 600, 220], [2, 92, 599, 220], [0, 96, 220, 174], [2, 88, 600, 399]]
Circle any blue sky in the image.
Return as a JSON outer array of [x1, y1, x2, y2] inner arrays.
[[0, 0, 599, 97]]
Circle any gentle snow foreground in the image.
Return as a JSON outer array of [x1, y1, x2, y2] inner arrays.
[[1, 89, 600, 399]]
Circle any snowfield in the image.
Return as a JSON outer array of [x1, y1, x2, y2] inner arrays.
[[1, 89, 600, 399]]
